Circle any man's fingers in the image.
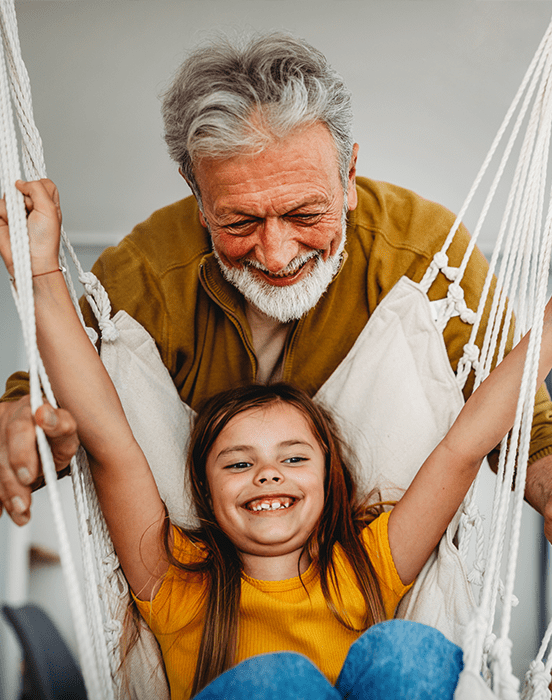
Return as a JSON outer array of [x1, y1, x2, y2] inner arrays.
[[0, 466, 31, 526], [2, 396, 40, 483], [0, 397, 36, 525], [35, 404, 80, 470], [0, 398, 79, 526]]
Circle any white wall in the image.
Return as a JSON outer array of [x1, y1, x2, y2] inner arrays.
[[11, 0, 552, 249], [2, 0, 552, 695]]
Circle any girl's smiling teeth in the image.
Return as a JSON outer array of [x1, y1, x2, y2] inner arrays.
[[245, 496, 296, 512]]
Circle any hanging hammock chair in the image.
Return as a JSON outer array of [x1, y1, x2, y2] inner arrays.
[[2, 2, 552, 699]]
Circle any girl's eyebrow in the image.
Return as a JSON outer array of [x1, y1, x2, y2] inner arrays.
[[214, 439, 315, 461], [215, 445, 252, 459], [279, 440, 315, 450]]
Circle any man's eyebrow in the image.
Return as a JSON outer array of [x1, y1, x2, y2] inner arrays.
[[287, 200, 327, 213], [216, 209, 259, 219], [216, 196, 328, 219]]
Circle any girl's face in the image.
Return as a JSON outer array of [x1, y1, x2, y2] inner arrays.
[[205, 402, 326, 577]]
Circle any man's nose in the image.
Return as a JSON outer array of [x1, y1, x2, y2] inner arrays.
[[255, 218, 300, 273]]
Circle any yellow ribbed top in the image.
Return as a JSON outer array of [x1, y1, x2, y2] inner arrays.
[[134, 511, 411, 699]]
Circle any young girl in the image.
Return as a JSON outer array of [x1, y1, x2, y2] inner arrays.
[[2, 179, 552, 700]]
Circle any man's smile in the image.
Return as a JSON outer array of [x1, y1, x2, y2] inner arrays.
[[245, 252, 320, 287]]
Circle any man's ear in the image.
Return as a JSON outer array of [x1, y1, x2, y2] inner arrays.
[[198, 209, 208, 229], [178, 166, 192, 189], [346, 143, 359, 212], [179, 167, 207, 228]]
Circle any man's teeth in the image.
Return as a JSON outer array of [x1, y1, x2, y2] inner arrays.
[[248, 498, 293, 512], [271, 265, 303, 278]]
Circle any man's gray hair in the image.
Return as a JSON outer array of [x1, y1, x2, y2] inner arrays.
[[162, 32, 354, 203]]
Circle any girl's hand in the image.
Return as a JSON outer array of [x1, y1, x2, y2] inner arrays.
[[0, 179, 62, 279]]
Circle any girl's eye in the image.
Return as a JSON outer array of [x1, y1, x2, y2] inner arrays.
[[225, 462, 252, 470], [283, 456, 307, 464]]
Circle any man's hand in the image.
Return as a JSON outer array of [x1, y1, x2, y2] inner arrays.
[[524, 453, 552, 543], [0, 396, 79, 525]]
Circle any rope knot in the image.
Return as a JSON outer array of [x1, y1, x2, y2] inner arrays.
[[490, 638, 520, 700], [448, 283, 464, 302], [104, 619, 123, 653], [467, 560, 485, 586], [447, 285, 476, 324], [79, 271, 120, 342], [104, 619, 123, 637], [457, 343, 481, 389], [79, 270, 102, 294], [459, 307, 477, 324], [102, 552, 120, 577], [462, 342, 480, 366], [523, 660, 551, 699], [98, 318, 119, 343], [433, 252, 449, 269], [498, 578, 519, 607]]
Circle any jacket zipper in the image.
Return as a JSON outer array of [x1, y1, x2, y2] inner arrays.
[[199, 262, 258, 379]]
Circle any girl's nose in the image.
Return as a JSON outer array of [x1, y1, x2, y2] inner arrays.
[[254, 464, 285, 485], [258, 474, 281, 484]]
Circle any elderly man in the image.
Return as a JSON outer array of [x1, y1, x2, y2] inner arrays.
[[2, 32, 552, 537]]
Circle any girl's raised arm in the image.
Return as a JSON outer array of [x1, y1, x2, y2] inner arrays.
[[0, 180, 169, 600], [388, 296, 552, 585]]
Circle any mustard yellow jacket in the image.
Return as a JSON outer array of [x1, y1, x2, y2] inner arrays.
[[4, 178, 552, 462]]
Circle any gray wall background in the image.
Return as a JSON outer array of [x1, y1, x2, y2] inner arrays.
[[2, 1, 552, 698]]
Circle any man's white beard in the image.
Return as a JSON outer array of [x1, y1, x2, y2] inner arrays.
[[213, 230, 346, 324]]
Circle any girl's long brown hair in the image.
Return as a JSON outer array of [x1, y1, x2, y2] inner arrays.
[[163, 383, 387, 697]]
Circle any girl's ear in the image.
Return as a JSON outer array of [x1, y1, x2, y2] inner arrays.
[[200, 480, 213, 509]]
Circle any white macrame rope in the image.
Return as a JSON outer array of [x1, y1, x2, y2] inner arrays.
[[457, 22, 552, 393], [499, 67, 552, 643], [432, 26, 552, 617], [420, 17, 552, 299], [0, 0, 114, 333], [0, 36, 109, 700], [456, 18, 552, 697], [496, 40, 552, 643], [0, 3, 120, 698], [523, 617, 552, 699], [466, 42, 552, 627]]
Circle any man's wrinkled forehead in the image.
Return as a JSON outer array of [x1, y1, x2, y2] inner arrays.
[[191, 120, 343, 208]]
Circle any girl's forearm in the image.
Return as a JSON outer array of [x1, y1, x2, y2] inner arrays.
[[389, 300, 552, 585], [444, 311, 552, 465], [32, 272, 141, 470]]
